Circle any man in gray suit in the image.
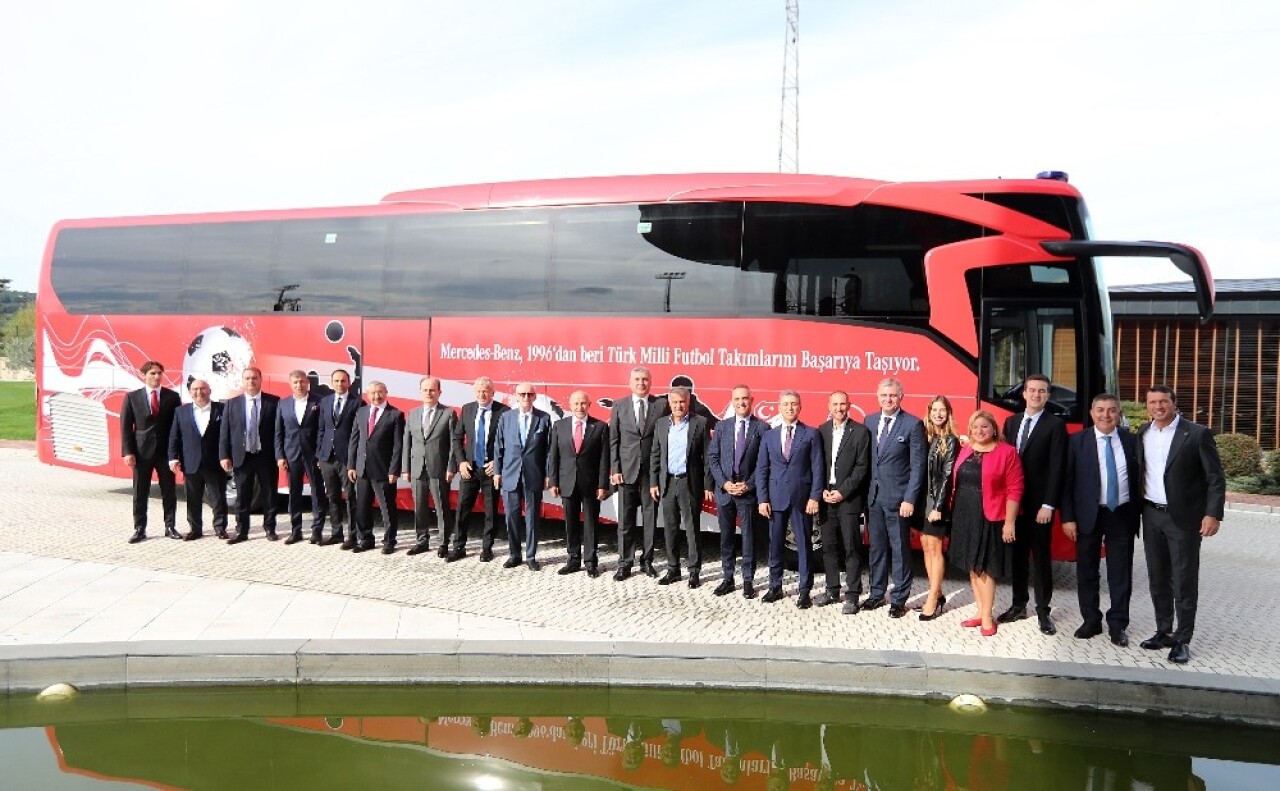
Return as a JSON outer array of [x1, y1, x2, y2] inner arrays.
[[609, 366, 670, 580], [863, 377, 927, 618], [402, 376, 457, 557], [1137, 385, 1226, 664], [649, 387, 713, 588]]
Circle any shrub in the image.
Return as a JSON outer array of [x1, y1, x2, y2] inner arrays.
[[1216, 433, 1262, 478], [1121, 401, 1147, 430]]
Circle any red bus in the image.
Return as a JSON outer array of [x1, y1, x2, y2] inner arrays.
[[35, 172, 1213, 559]]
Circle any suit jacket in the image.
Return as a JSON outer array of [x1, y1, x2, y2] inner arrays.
[[403, 404, 458, 479], [316, 392, 363, 465], [274, 394, 325, 464], [451, 401, 509, 470], [865, 410, 927, 509], [348, 404, 404, 481], [1061, 427, 1141, 536], [756, 422, 824, 511], [547, 415, 610, 497], [951, 442, 1025, 522], [818, 419, 872, 513], [1002, 411, 1067, 513], [495, 407, 551, 492], [1136, 416, 1226, 531], [219, 393, 281, 468], [707, 415, 767, 506], [650, 414, 712, 497], [168, 401, 226, 475], [609, 394, 670, 484], [120, 386, 181, 462]]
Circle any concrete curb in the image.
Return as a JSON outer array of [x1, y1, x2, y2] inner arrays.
[[4, 640, 1278, 727]]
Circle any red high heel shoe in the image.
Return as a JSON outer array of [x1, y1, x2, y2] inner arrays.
[[961, 618, 982, 628]]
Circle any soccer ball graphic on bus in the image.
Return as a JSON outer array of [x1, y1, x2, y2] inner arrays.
[[182, 326, 254, 402]]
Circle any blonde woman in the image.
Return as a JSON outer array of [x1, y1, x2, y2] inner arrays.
[[948, 411, 1023, 636], [919, 396, 959, 621]]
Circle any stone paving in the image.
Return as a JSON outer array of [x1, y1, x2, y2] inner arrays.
[[2, 447, 1278, 680]]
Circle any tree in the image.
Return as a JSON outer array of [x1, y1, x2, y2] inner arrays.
[[0, 302, 34, 371]]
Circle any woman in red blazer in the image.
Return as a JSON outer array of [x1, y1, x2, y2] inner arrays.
[[948, 411, 1024, 636]]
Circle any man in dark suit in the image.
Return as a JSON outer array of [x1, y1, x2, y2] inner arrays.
[[495, 383, 552, 570], [402, 376, 457, 557], [609, 366, 670, 580], [275, 369, 328, 544], [649, 387, 713, 588], [997, 374, 1069, 635], [756, 390, 825, 607], [167, 378, 228, 540], [1061, 393, 1141, 647], [815, 390, 872, 614], [121, 360, 181, 542], [864, 377, 927, 618], [347, 381, 404, 553], [219, 367, 280, 544], [450, 377, 509, 562], [316, 369, 361, 546], [707, 385, 767, 598], [548, 390, 610, 576], [1137, 385, 1226, 664]]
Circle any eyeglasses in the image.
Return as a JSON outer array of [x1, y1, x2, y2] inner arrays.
[[516, 392, 536, 398]]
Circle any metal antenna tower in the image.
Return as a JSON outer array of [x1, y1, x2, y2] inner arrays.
[[778, 0, 799, 173]]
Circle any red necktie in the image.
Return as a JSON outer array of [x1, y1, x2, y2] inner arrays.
[[573, 419, 584, 452], [149, 389, 159, 417], [368, 407, 378, 435]]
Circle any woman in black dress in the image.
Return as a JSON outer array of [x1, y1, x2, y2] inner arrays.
[[919, 396, 959, 621], [949, 411, 1023, 636]]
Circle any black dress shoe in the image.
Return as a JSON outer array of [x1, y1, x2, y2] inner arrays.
[[183, 532, 203, 541], [587, 566, 601, 578], [446, 549, 466, 563], [437, 544, 449, 558], [284, 533, 303, 545], [165, 528, 182, 540], [558, 562, 581, 575], [997, 605, 1028, 624], [713, 579, 735, 596], [266, 532, 279, 542], [527, 559, 541, 571], [742, 581, 757, 599], [227, 534, 247, 545], [643, 561, 659, 578], [658, 570, 681, 585], [1109, 629, 1130, 647], [1168, 642, 1190, 664], [1140, 632, 1177, 650], [215, 529, 229, 540], [861, 597, 887, 610], [340, 540, 356, 550], [322, 534, 345, 546], [406, 544, 429, 556], [841, 600, 860, 615], [613, 566, 632, 581], [688, 571, 700, 589], [1074, 622, 1103, 639], [1038, 614, 1057, 635], [889, 604, 908, 619], [128, 532, 146, 544], [381, 544, 395, 555], [796, 592, 812, 609], [503, 556, 522, 569], [761, 587, 784, 603], [352, 543, 373, 553], [480, 547, 494, 562], [813, 591, 838, 607]]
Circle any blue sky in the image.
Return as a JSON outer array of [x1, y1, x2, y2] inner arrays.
[[3, 0, 1277, 292]]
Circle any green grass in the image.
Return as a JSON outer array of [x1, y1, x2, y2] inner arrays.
[[0, 380, 35, 441]]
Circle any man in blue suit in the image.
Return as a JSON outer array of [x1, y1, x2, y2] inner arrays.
[[316, 369, 362, 547], [275, 369, 328, 544], [219, 367, 281, 544], [863, 377, 927, 618], [707, 385, 767, 599], [494, 383, 552, 571], [1061, 393, 1141, 647], [167, 378, 228, 540], [756, 390, 825, 608]]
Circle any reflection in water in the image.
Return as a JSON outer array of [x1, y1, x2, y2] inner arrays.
[[7, 686, 1276, 790]]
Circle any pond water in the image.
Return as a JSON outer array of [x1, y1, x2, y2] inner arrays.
[[2, 685, 1276, 790]]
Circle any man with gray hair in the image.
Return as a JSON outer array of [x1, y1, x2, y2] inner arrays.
[[649, 387, 713, 587], [450, 377, 509, 562], [609, 366, 669, 580]]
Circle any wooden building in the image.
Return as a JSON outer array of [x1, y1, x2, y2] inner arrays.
[[1111, 279, 1280, 449]]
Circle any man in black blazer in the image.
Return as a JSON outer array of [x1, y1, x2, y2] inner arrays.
[[1061, 393, 1141, 647], [548, 390, 610, 576], [121, 360, 181, 542], [998, 374, 1069, 635], [1137, 385, 1227, 664], [707, 385, 767, 598], [649, 387, 713, 588], [609, 366, 670, 580], [450, 377, 509, 562], [275, 369, 328, 544], [347, 381, 404, 553], [219, 367, 281, 544], [316, 369, 362, 546], [815, 391, 872, 614], [167, 378, 228, 540]]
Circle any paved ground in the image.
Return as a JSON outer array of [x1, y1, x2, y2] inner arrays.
[[2, 447, 1278, 679]]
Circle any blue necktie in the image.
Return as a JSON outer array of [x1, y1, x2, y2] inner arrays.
[[1104, 434, 1119, 511], [475, 409, 487, 467]]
